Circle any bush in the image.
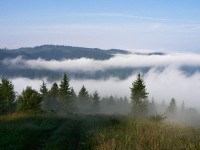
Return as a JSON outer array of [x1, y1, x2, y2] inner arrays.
[[149, 113, 167, 122]]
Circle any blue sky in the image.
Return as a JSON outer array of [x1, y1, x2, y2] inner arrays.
[[1, 0, 200, 52]]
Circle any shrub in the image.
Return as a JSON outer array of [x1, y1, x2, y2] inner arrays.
[[149, 113, 167, 122]]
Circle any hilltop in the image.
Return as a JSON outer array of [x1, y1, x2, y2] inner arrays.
[[0, 45, 130, 60], [0, 45, 165, 80]]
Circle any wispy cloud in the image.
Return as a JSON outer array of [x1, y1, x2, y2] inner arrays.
[[189, 21, 200, 23], [67, 13, 169, 21]]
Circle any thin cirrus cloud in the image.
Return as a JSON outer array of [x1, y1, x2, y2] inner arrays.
[[67, 13, 169, 21]]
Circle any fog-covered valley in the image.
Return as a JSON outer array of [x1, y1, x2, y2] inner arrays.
[[2, 50, 199, 110], [1, 46, 200, 125], [2, 1, 200, 149]]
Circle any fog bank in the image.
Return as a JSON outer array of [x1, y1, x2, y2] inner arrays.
[[11, 66, 200, 109], [3, 52, 200, 72]]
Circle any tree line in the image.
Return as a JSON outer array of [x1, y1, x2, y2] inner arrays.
[[0, 73, 197, 118]]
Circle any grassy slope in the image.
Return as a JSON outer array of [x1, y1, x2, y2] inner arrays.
[[0, 113, 200, 150]]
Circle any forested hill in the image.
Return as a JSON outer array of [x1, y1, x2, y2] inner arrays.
[[0, 45, 130, 60], [0, 45, 167, 80]]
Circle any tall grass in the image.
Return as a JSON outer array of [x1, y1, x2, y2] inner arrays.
[[0, 113, 65, 150], [0, 113, 200, 150], [87, 118, 200, 150]]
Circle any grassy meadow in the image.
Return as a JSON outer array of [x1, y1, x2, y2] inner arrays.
[[0, 113, 200, 150]]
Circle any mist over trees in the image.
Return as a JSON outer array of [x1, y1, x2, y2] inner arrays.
[[0, 73, 199, 125], [167, 98, 177, 116], [92, 91, 100, 112]]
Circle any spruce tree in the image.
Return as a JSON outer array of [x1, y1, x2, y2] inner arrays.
[[130, 73, 148, 116], [148, 97, 157, 115], [123, 96, 128, 104], [17, 86, 42, 112], [59, 73, 71, 101], [0, 78, 16, 113], [0, 89, 5, 114], [108, 95, 115, 105], [40, 80, 48, 96], [92, 91, 100, 109], [78, 85, 89, 104], [43, 83, 59, 112], [181, 101, 185, 113], [167, 98, 177, 116], [49, 83, 59, 97], [70, 87, 77, 100]]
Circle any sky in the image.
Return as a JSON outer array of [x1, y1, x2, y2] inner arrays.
[[1, 0, 200, 52]]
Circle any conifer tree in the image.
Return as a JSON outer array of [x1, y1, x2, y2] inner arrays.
[[108, 95, 115, 105], [92, 91, 100, 106], [130, 73, 148, 116], [70, 87, 77, 100], [78, 85, 89, 104], [43, 82, 60, 112], [59, 73, 71, 101], [148, 97, 157, 115], [49, 83, 59, 97], [40, 80, 48, 97], [17, 86, 42, 112], [167, 98, 177, 115], [92, 91, 100, 113], [181, 101, 185, 113], [0, 89, 5, 114], [0, 78, 16, 113], [123, 96, 128, 104]]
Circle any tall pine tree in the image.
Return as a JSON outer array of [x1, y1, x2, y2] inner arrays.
[[59, 73, 71, 101], [70, 87, 77, 100], [40, 80, 48, 97], [130, 73, 148, 116], [0, 86, 5, 114], [181, 101, 185, 113], [78, 85, 89, 104], [0, 78, 16, 113], [92, 90, 100, 112], [43, 83, 59, 112], [49, 83, 59, 97], [167, 98, 177, 116]]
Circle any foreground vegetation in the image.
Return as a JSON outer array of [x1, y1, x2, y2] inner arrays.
[[1, 113, 200, 150], [1, 73, 200, 149]]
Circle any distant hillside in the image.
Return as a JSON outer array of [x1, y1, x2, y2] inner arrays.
[[0, 45, 130, 60], [0, 45, 169, 80]]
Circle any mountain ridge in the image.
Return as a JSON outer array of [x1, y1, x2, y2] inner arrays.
[[0, 45, 166, 61], [0, 45, 167, 80], [0, 45, 130, 60]]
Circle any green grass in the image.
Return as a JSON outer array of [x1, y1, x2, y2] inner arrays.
[[88, 119, 200, 150], [0, 113, 65, 150], [0, 113, 200, 150]]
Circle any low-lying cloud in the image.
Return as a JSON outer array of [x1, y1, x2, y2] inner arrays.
[[11, 66, 200, 109], [2, 52, 200, 109], [3, 52, 200, 72]]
